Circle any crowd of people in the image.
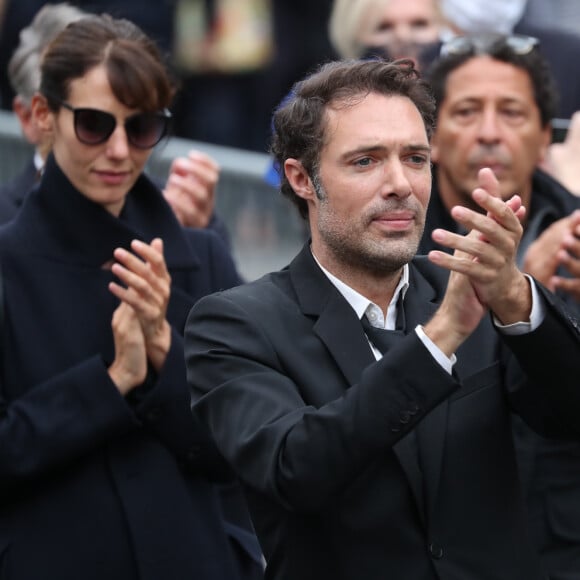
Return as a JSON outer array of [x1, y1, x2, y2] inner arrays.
[[0, 0, 336, 152], [0, 2, 579, 580]]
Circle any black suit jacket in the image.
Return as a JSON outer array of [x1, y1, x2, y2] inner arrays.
[[0, 158, 36, 216], [0, 158, 33, 224], [421, 167, 580, 578], [186, 244, 580, 580]]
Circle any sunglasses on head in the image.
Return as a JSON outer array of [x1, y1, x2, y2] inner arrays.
[[440, 34, 539, 58], [60, 102, 172, 149]]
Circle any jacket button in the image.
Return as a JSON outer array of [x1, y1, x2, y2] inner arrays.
[[429, 543, 443, 559], [399, 412, 411, 424]]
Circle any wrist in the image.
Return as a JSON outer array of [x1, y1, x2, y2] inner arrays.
[[490, 274, 532, 325], [423, 308, 468, 358], [146, 320, 172, 371], [108, 364, 140, 395]]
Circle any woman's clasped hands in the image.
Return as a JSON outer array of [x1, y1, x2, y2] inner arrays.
[[107, 238, 172, 394]]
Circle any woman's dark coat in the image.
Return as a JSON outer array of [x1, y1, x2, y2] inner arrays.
[[0, 154, 261, 580]]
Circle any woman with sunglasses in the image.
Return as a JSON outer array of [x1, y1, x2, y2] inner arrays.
[[0, 13, 263, 580]]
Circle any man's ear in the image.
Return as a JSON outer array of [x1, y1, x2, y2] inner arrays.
[[13, 96, 35, 143], [31, 93, 54, 134], [284, 158, 316, 202]]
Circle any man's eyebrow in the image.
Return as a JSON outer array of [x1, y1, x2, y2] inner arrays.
[[403, 144, 432, 154], [340, 143, 431, 159]]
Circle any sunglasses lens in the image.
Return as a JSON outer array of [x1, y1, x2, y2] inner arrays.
[[125, 112, 169, 149], [74, 109, 116, 145], [506, 36, 538, 54], [440, 36, 471, 56]]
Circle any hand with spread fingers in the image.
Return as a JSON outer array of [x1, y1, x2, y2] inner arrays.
[[426, 168, 532, 353], [109, 238, 172, 372], [524, 209, 580, 302], [107, 302, 148, 395], [163, 150, 219, 229]]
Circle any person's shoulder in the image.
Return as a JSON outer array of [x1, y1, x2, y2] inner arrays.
[[195, 265, 292, 313], [183, 224, 225, 249], [183, 226, 234, 265], [182, 226, 243, 287], [0, 160, 37, 209]]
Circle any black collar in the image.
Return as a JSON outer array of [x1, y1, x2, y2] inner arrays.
[[7, 154, 200, 270]]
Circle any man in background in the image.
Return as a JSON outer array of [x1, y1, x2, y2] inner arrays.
[[422, 34, 580, 578]]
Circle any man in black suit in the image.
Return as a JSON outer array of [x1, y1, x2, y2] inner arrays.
[[184, 58, 580, 579], [420, 34, 580, 579]]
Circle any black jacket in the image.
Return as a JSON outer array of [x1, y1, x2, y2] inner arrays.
[[420, 167, 580, 579], [186, 244, 580, 580], [0, 154, 262, 580]]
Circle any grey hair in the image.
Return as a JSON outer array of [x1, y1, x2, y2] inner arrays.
[[8, 2, 86, 105]]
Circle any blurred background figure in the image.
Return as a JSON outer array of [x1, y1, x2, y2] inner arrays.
[[329, 0, 443, 70], [421, 35, 580, 578], [438, 0, 580, 119], [519, 0, 580, 38], [0, 0, 336, 153], [422, 33, 580, 305], [0, 2, 84, 217], [438, 0, 527, 36], [436, 0, 580, 196], [170, 0, 275, 150]]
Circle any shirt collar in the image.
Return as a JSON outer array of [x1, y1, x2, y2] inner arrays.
[[311, 249, 409, 329], [33, 150, 45, 173]]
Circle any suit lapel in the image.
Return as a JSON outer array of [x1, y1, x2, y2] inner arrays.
[[290, 246, 376, 385], [290, 249, 450, 524], [312, 292, 376, 384]]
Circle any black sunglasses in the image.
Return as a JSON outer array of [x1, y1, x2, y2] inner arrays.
[[60, 102, 172, 149], [440, 34, 539, 58]]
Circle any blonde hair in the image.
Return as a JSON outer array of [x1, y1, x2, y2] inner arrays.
[[328, 0, 388, 58]]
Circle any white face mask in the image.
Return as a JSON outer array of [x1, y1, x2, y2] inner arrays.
[[440, 0, 528, 35]]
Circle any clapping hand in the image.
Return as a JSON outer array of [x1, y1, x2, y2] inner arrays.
[[109, 238, 172, 372], [424, 169, 531, 356], [163, 150, 219, 228], [108, 302, 147, 395], [524, 209, 580, 302]]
